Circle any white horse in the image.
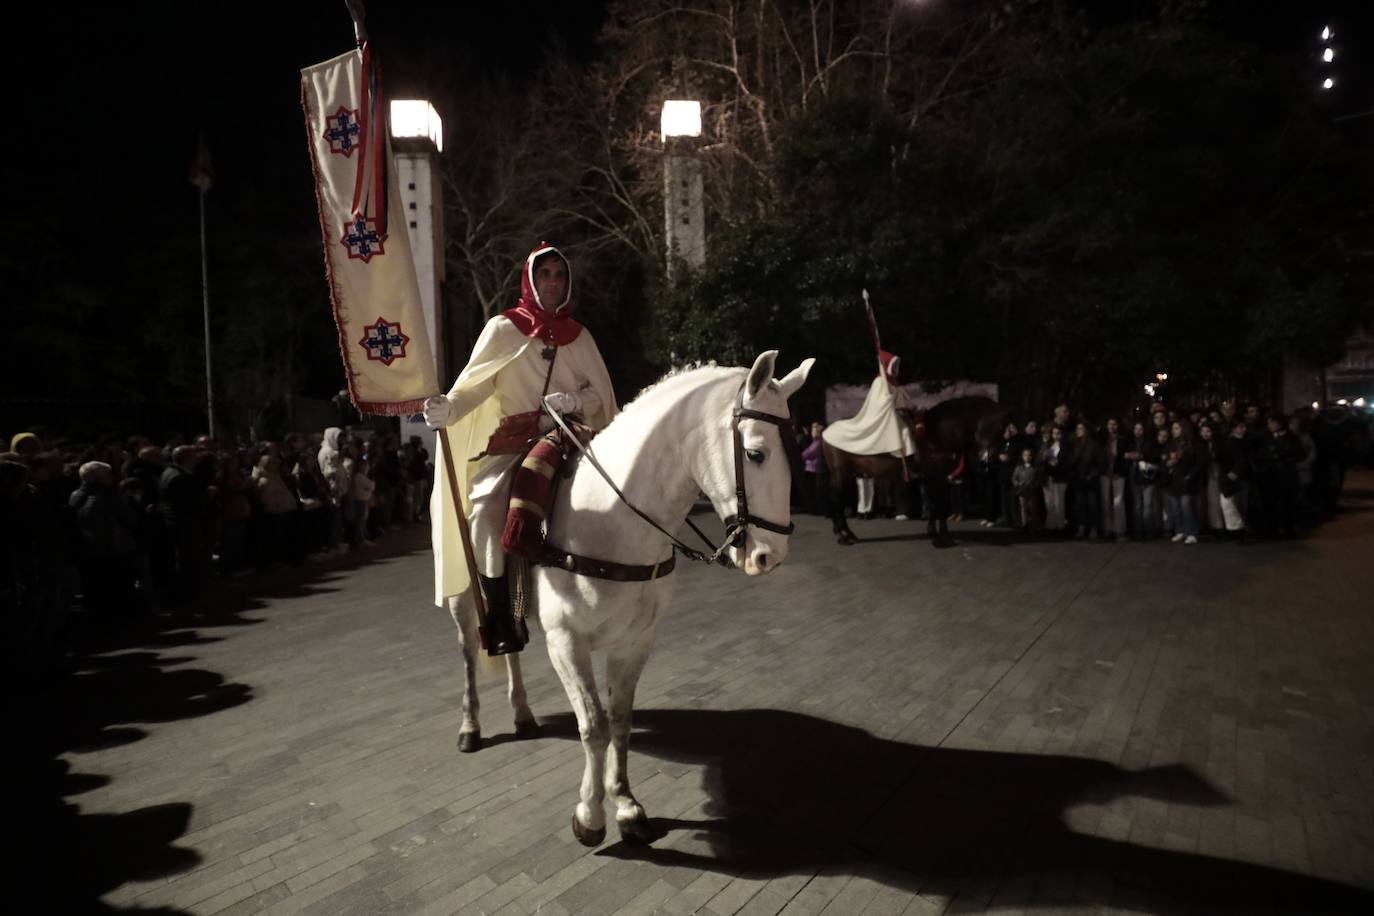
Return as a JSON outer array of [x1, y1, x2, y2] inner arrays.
[[445, 350, 814, 845]]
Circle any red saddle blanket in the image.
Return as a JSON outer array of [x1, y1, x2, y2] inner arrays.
[[500, 424, 595, 561]]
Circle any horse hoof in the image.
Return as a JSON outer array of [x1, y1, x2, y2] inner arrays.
[[514, 718, 541, 739], [571, 814, 606, 847], [618, 813, 659, 845], [457, 730, 481, 753]]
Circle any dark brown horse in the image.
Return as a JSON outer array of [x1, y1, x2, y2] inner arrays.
[[823, 396, 1010, 548]]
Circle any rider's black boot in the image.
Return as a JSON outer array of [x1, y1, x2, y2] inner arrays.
[[478, 574, 527, 657]]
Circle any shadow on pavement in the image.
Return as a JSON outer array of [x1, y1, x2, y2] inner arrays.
[[19, 642, 250, 912], [18, 528, 431, 912], [538, 708, 1372, 913]]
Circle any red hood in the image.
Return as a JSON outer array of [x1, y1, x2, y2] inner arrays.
[[879, 350, 901, 384], [502, 242, 583, 346]]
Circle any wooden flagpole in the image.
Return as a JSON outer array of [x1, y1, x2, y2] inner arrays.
[[437, 429, 489, 633]]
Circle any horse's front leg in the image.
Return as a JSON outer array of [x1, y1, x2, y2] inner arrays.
[[505, 652, 540, 738], [606, 639, 655, 843], [446, 593, 482, 753], [545, 626, 609, 846]]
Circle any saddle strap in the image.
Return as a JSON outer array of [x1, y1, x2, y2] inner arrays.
[[538, 544, 676, 582]]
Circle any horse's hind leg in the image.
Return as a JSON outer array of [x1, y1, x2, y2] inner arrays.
[[505, 653, 539, 738], [830, 478, 856, 544], [606, 641, 655, 843], [447, 593, 482, 752], [545, 626, 609, 846]]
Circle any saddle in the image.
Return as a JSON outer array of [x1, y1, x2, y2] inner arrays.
[[500, 422, 596, 561]]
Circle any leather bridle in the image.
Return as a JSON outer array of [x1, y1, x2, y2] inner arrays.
[[541, 383, 797, 573], [722, 385, 798, 548]]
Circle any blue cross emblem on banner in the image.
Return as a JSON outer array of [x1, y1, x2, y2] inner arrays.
[[324, 106, 361, 157], [341, 216, 385, 262], [359, 317, 411, 366]]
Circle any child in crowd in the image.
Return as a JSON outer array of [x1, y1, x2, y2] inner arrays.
[[350, 455, 376, 547], [1012, 447, 1042, 533]]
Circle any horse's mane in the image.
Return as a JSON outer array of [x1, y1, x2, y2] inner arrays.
[[611, 363, 745, 424]]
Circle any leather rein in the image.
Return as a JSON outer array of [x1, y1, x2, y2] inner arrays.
[[538, 384, 797, 580]]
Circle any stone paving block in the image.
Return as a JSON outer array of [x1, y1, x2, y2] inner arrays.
[[411, 874, 499, 916], [609, 877, 680, 916]]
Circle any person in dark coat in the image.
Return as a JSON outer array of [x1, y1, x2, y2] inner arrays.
[[1165, 421, 1205, 544], [70, 461, 140, 617], [159, 446, 211, 607], [1070, 422, 1105, 539], [1124, 421, 1156, 539], [1253, 414, 1303, 538], [992, 422, 1020, 527], [1039, 424, 1073, 533], [1217, 419, 1252, 541], [1100, 418, 1129, 540]]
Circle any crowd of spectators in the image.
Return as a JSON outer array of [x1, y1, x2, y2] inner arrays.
[[2, 426, 433, 675], [800, 399, 1370, 544]]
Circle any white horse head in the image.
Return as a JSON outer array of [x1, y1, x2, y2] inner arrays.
[[692, 350, 816, 575]]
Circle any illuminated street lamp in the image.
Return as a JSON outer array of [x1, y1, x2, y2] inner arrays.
[[661, 100, 705, 276], [661, 100, 702, 142], [391, 99, 443, 151], [1323, 77, 1336, 90]]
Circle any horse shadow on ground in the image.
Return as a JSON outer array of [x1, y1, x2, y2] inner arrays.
[[537, 708, 1372, 914]]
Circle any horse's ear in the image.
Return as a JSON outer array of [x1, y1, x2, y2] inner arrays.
[[776, 357, 816, 401], [745, 350, 779, 399]]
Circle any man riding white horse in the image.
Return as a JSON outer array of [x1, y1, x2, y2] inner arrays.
[[822, 348, 918, 516], [424, 242, 617, 656]]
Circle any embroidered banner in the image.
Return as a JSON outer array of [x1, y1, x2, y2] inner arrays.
[[301, 48, 437, 415]]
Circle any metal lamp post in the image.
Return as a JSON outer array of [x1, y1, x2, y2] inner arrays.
[[390, 99, 446, 448]]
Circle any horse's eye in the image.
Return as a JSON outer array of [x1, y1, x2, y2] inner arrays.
[[745, 449, 766, 464]]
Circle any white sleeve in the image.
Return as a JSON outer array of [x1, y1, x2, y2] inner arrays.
[[577, 379, 603, 419], [445, 377, 495, 424], [442, 317, 508, 424]]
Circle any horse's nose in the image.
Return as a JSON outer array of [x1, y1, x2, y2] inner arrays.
[[756, 551, 770, 570]]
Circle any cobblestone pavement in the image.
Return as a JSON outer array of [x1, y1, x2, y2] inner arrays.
[[33, 472, 1374, 914]]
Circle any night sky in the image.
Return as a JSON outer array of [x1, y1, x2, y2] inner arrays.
[[15, 1, 606, 275], [17, 1, 1368, 249], [9, 0, 1371, 406]]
